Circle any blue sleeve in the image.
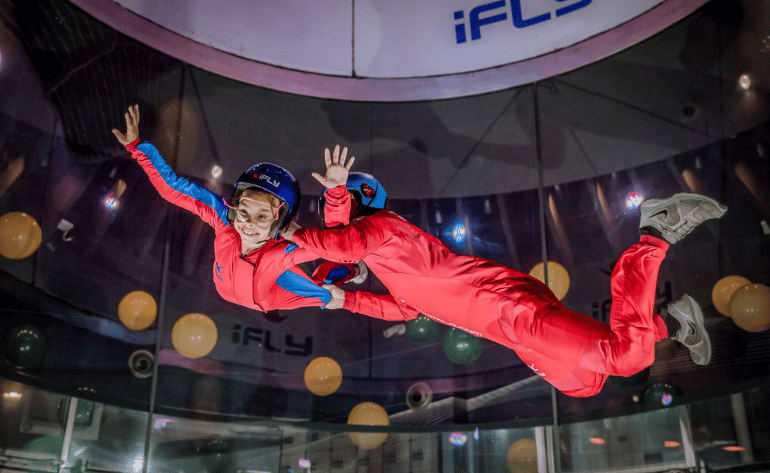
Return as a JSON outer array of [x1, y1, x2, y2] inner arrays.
[[132, 141, 230, 230]]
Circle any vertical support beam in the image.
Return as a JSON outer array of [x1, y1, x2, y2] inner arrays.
[[730, 392, 754, 464], [58, 397, 78, 472], [678, 406, 697, 468], [535, 82, 561, 473], [142, 64, 187, 473], [535, 425, 549, 473]]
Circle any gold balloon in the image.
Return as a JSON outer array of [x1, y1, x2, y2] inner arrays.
[[118, 291, 158, 331], [171, 313, 218, 358], [529, 261, 570, 300], [347, 402, 389, 450], [0, 212, 42, 259], [304, 357, 342, 396], [712, 275, 751, 317], [729, 284, 770, 332], [506, 438, 538, 473]]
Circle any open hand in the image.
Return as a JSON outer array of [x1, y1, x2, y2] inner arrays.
[[312, 144, 355, 189], [323, 284, 345, 309], [112, 104, 140, 146]]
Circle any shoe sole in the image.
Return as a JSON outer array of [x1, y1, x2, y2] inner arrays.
[[641, 193, 727, 243]]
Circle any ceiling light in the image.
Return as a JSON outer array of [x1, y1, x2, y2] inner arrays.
[[723, 445, 745, 452], [739, 74, 751, 90], [211, 164, 223, 179]]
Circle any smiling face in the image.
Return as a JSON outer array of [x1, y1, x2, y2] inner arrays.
[[233, 189, 281, 252]]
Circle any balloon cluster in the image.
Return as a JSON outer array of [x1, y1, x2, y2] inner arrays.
[[712, 276, 770, 332]]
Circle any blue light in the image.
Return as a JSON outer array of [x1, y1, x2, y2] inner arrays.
[[449, 431, 468, 447], [104, 195, 120, 210], [451, 222, 467, 244], [625, 192, 643, 209], [661, 393, 673, 406]]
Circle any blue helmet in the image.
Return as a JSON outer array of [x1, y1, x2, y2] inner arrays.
[[347, 172, 388, 209], [230, 162, 301, 238], [318, 172, 388, 220]]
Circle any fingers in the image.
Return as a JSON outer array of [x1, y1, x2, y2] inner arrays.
[[339, 146, 348, 167], [134, 104, 140, 123], [311, 172, 326, 185], [124, 112, 131, 130], [111, 128, 126, 143], [332, 144, 340, 165], [324, 147, 332, 168], [345, 156, 355, 170]]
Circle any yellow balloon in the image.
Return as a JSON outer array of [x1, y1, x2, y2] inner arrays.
[[506, 438, 538, 473], [729, 284, 770, 333], [347, 402, 389, 450], [0, 212, 42, 259], [712, 275, 751, 317], [529, 261, 570, 300], [304, 357, 342, 396], [171, 313, 218, 358], [118, 291, 157, 330]]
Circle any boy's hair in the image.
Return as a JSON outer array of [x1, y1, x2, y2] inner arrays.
[[237, 188, 282, 210]]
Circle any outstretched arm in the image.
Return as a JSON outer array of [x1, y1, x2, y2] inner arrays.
[[113, 105, 229, 231], [283, 215, 387, 264]]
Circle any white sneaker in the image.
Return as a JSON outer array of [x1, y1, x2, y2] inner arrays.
[[640, 193, 727, 244], [350, 261, 369, 284], [667, 294, 712, 366]]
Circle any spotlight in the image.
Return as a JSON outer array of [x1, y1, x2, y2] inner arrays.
[[449, 432, 468, 447], [3, 392, 22, 400], [211, 164, 223, 179], [153, 417, 175, 430], [643, 382, 680, 407], [739, 74, 751, 90], [723, 446, 746, 452], [103, 195, 120, 210], [625, 192, 643, 209], [132, 456, 144, 473], [451, 222, 467, 244]]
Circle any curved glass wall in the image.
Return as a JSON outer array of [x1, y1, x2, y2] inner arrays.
[[0, 0, 768, 472]]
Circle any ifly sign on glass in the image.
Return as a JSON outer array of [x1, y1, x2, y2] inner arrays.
[[353, 0, 665, 78], [453, 0, 591, 44]]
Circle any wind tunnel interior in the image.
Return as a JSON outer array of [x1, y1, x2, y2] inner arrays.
[[0, 0, 769, 472]]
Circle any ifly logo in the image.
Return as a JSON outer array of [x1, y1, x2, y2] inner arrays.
[[454, 0, 592, 44], [259, 173, 280, 188]]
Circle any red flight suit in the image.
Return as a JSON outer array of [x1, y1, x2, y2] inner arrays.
[[292, 186, 669, 397], [126, 138, 412, 319]]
